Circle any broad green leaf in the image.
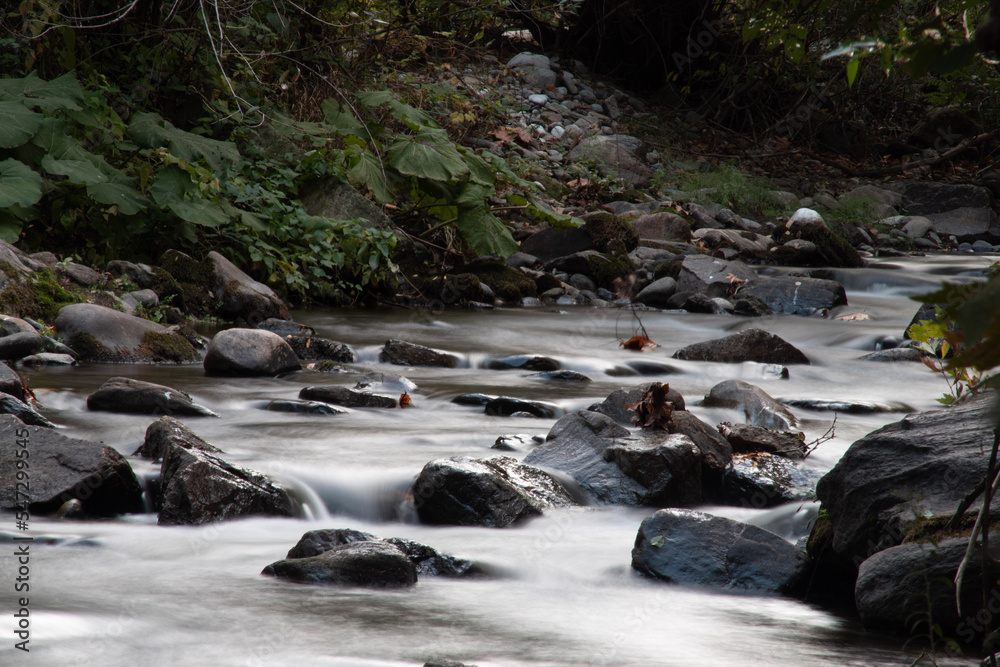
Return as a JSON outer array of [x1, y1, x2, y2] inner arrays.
[[150, 164, 197, 206], [454, 183, 518, 256], [0, 71, 83, 112], [29, 117, 75, 154], [87, 181, 148, 215], [129, 112, 242, 170], [846, 58, 860, 87], [347, 147, 391, 202], [357, 90, 439, 128], [527, 196, 582, 229], [41, 152, 108, 186], [0, 158, 42, 207], [481, 151, 535, 189], [321, 99, 365, 135], [650, 535, 665, 548], [457, 146, 496, 188], [0, 102, 44, 148], [167, 200, 229, 227], [0, 212, 22, 242], [387, 128, 469, 183]]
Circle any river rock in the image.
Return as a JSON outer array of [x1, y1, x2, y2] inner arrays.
[[667, 411, 734, 476], [603, 433, 703, 506], [588, 383, 687, 424], [484, 355, 560, 371], [902, 182, 993, 215], [354, 371, 417, 394], [18, 352, 76, 366], [814, 392, 998, 569], [158, 438, 295, 525], [0, 362, 24, 400], [381, 339, 459, 368], [0, 330, 43, 360], [263, 399, 346, 415], [484, 396, 560, 418], [87, 377, 217, 417], [507, 52, 558, 90], [672, 328, 810, 365], [204, 328, 301, 376], [519, 227, 593, 262], [0, 414, 144, 516], [412, 455, 576, 527], [703, 380, 798, 432], [527, 370, 591, 383], [0, 316, 36, 336], [299, 385, 397, 408], [0, 393, 55, 427], [630, 212, 691, 241], [631, 508, 808, 594], [718, 422, 806, 458], [633, 277, 677, 307], [926, 207, 1000, 242], [860, 347, 925, 362], [256, 318, 315, 337], [136, 415, 223, 460], [740, 275, 848, 315], [567, 135, 652, 186], [675, 255, 756, 297], [854, 537, 996, 638], [55, 303, 199, 363], [285, 528, 482, 578], [780, 398, 912, 414], [208, 251, 291, 324], [284, 335, 356, 363], [719, 453, 820, 508], [262, 540, 417, 587]]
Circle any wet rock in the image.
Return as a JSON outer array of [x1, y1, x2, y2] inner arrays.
[[527, 370, 591, 383], [300, 385, 397, 408], [740, 275, 848, 316], [860, 347, 925, 362], [285, 528, 483, 578], [136, 416, 223, 460], [55, 303, 198, 363], [121, 289, 159, 312], [87, 376, 217, 417], [451, 393, 498, 406], [484, 355, 560, 371], [204, 328, 301, 376], [262, 540, 417, 587], [718, 422, 806, 458], [780, 398, 912, 414], [158, 438, 294, 525], [59, 262, 100, 287], [703, 380, 798, 432], [588, 382, 687, 424], [208, 251, 291, 324], [412, 455, 577, 527], [0, 330, 43, 360], [519, 227, 593, 262], [855, 538, 995, 638], [18, 353, 77, 366], [263, 399, 346, 415], [925, 207, 1000, 242], [815, 393, 998, 568], [484, 396, 560, 418], [693, 228, 772, 254], [492, 434, 540, 451], [354, 371, 417, 394], [672, 328, 810, 365], [381, 339, 459, 368], [733, 295, 774, 317], [0, 393, 54, 427], [719, 453, 820, 508], [631, 508, 808, 594], [256, 318, 315, 337], [106, 260, 160, 289], [0, 362, 24, 400], [0, 415, 144, 516], [603, 432, 702, 506], [616, 360, 683, 377], [675, 255, 755, 297], [633, 277, 677, 307], [667, 410, 733, 475], [284, 335, 357, 363]]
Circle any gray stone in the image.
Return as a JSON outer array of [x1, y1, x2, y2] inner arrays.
[[412, 455, 577, 527], [55, 303, 198, 363], [588, 383, 686, 424], [0, 414, 143, 516], [0, 362, 24, 399], [263, 399, 346, 416], [528, 370, 591, 383], [860, 347, 925, 362], [603, 432, 703, 506], [137, 415, 224, 460], [703, 379, 798, 432], [740, 275, 848, 316], [0, 393, 54, 427], [87, 376, 217, 417], [484, 396, 560, 418], [0, 331, 43, 360], [106, 260, 159, 289], [672, 328, 811, 365], [506, 53, 558, 89], [719, 422, 807, 458], [0, 316, 36, 337], [354, 371, 417, 394], [719, 453, 820, 508], [633, 277, 677, 307], [204, 328, 300, 376], [285, 335, 357, 363], [567, 135, 652, 186], [208, 251, 290, 325], [693, 228, 772, 254], [926, 207, 999, 241], [630, 212, 691, 240], [59, 262, 100, 287], [484, 355, 559, 371], [900, 216, 935, 239], [299, 385, 397, 408], [841, 185, 903, 209], [380, 339, 458, 368], [973, 240, 997, 252], [675, 255, 755, 297], [632, 508, 808, 594], [262, 541, 417, 587], [903, 181, 992, 215]]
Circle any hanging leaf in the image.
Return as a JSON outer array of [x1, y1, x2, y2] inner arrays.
[[0, 159, 43, 208], [846, 58, 860, 87], [386, 127, 469, 183], [456, 145, 496, 188], [41, 150, 109, 186], [87, 180, 148, 215], [129, 112, 242, 170], [0, 102, 44, 149], [357, 90, 439, 128], [347, 147, 392, 203], [167, 200, 230, 227], [0, 71, 83, 112]]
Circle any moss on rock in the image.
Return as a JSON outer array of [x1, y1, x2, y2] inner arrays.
[[0, 268, 84, 322], [653, 259, 684, 281], [584, 213, 639, 255], [587, 253, 635, 290], [66, 332, 117, 362], [466, 259, 537, 303], [139, 331, 199, 363]]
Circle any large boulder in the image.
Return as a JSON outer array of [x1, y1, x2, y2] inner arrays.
[[567, 135, 652, 186], [136, 415, 224, 460], [519, 227, 593, 262], [0, 415, 143, 516], [208, 251, 290, 325], [262, 541, 417, 587], [667, 410, 733, 476], [412, 455, 577, 527], [672, 329, 810, 365], [87, 377, 217, 417], [814, 393, 998, 569], [703, 380, 798, 432], [631, 508, 808, 594], [0, 362, 24, 400], [380, 339, 459, 368], [203, 328, 301, 376], [55, 303, 198, 363], [740, 275, 848, 316], [158, 439, 295, 525], [603, 432, 703, 507], [902, 182, 993, 215]]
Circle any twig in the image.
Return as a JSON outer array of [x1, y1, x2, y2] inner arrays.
[[803, 414, 837, 458], [955, 428, 1000, 617]]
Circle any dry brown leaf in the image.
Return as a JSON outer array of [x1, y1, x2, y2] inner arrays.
[[625, 382, 674, 430]]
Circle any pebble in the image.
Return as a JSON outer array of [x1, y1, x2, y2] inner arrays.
[[528, 94, 549, 105]]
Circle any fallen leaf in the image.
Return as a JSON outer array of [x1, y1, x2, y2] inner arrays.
[[400, 393, 412, 408], [620, 335, 658, 352], [516, 128, 533, 145], [625, 381, 674, 429]]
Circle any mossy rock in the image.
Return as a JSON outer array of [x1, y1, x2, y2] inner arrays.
[[534, 273, 563, 293], [775, 221, 864, 268], [138, 331, 199, 363], [653, 259, 684, 281], [466, 259, 537, 303], [587, 253, 635, 290], [424, 273, 488, 305], [157, 250, 214, 317], [0, 268, 83, 322], [66, 332, 118, 363], [584, 213, 639, 255]]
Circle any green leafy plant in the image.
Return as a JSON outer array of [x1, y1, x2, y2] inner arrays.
[[909, 309, 990, 405]]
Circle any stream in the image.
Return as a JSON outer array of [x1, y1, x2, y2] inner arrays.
[[3, 254, 995, 667]]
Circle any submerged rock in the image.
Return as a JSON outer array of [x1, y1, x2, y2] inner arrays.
[[263, 399, 346, 415], [87, 376, 217, 417], [412, 455, 577, 527], [672, 329, 810, 365], [203, 328, 301, 376], [484, 355, 560, 371], [632, 508, 808, 594], [484, 396, 560, 418], [703, 380, 798, 432], [0, 415, 143, 517], [262, 540, 417, 587]]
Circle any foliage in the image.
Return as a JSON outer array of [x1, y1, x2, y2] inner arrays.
[[908, 314, 987, 405], [669, 164, 786, 218]]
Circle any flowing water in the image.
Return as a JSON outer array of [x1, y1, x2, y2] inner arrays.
[[3, 255, 996, 667]]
